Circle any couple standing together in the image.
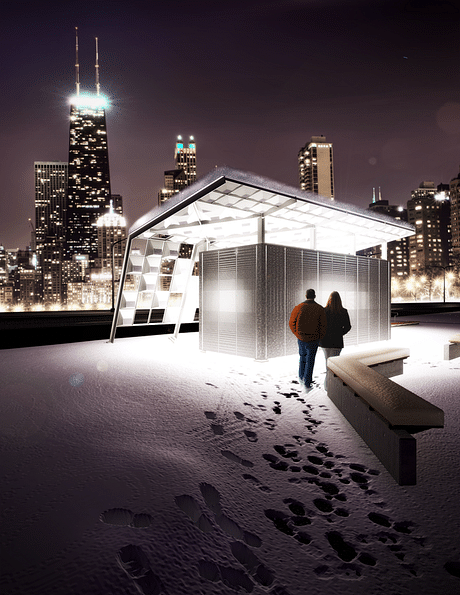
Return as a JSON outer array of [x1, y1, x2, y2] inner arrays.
[[289, 289, 351, 391]]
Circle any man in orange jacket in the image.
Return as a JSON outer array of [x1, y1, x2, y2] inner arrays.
[[289, 288, 327, 390]]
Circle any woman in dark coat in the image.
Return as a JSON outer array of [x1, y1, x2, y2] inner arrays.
[[319, 291, 351, 389]]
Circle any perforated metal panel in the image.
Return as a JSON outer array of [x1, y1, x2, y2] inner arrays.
[[200, 245, 257, 357], [200, 244, 390, 359]]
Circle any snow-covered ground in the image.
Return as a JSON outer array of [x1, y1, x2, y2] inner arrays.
[[1, 313, 460, 595]]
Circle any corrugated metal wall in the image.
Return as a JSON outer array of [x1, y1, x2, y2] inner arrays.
[[200, 244, 390, 359], [200, 245, 258, 357]]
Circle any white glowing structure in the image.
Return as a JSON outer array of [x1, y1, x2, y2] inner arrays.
[[200, 244, 390, 359], [69, 93, 109, 110], [110, 168, 415, 357]]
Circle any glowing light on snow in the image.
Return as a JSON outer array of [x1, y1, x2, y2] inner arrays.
[[97, 360, 109, 372]]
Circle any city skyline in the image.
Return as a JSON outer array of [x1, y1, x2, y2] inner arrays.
[[1, 0, 460, 250]]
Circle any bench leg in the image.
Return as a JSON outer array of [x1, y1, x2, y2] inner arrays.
[[444, 342, 460, 361], [327, 372, 417, 485]]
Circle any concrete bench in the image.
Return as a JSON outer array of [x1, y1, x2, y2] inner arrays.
[[444, 334, 460, 361], [326, 347, 444, 485]]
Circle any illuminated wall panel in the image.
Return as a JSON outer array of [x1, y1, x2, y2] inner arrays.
[[200, 245, 257, 357], [200, 244, 390, 359], [116, 236, 198, 328]]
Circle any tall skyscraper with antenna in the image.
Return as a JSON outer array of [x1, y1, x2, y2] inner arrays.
[[65, 29, 112, 266]]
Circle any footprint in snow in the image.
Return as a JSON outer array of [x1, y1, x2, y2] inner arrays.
[[242, 473, 272, 492], [211, 423, 224, 435], [244, 429, 258, 442], [117, 544, 164, 595], [100, 508, 153, 528], [174, 494, 214, 533], [175, 482, 261, 547], [203, 411, 225, 435], [221, 449, 254, 468], [444, 561, 460, 578], [198, 559, 254, 593], [192, 483, 292, 592]]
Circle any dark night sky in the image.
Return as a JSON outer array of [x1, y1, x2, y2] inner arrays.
[[1, 0, 460, 249]]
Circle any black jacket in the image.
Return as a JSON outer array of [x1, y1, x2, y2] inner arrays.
[[319, 308, 351, 348]]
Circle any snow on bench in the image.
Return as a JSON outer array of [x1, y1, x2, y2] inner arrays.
[[326, 347, 444, 485], [444, 334, 460, 361]]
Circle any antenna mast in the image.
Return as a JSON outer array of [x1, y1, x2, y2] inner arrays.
[[75, 27, 80, 96], [95, 37, 100, 96]]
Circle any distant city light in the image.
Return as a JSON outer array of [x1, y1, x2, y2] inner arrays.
[[69, 93, 109, 110], [434, 191, 447, 201]]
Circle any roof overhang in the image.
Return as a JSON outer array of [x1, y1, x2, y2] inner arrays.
[[130, 167, 414, 253]]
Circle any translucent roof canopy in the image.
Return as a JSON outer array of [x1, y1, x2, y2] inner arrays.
[[130, 167, 414, 253]]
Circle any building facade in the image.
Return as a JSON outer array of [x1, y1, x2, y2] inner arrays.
[[407, 181, 451, 273], [65, 96, 111, 266], [158, 170, 187, 204], [449, 167, 460, 257], [0, 245, 12, 308], [34, 161, 68, 303], [298, 135, 334, 199], [158, 136, 197, 205], [95, 203, 127, 276], [1, 248, 38, 307], [0, 245, 7, 286], [357, 199, 411, 279]]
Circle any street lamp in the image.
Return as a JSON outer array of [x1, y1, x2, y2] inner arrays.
[[406, 275, 419, 301], [433, 265, 452, 303]]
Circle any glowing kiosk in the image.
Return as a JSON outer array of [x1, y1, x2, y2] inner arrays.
[[110, 168, 414, 358]]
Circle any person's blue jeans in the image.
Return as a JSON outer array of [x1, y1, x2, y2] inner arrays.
[[297, 339, 319, 387]]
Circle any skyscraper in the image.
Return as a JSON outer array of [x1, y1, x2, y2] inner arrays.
[[34, 161, 68, 303], [298, 135, 334, 199], [357, 193, 410, 279], [95, 202, 127, 275], [158, 136, 197, 204], [407, 181, 451, 273], [449, 167, 460, 257], [175, 135, 197, 185], [65, 30, 111, 267]]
